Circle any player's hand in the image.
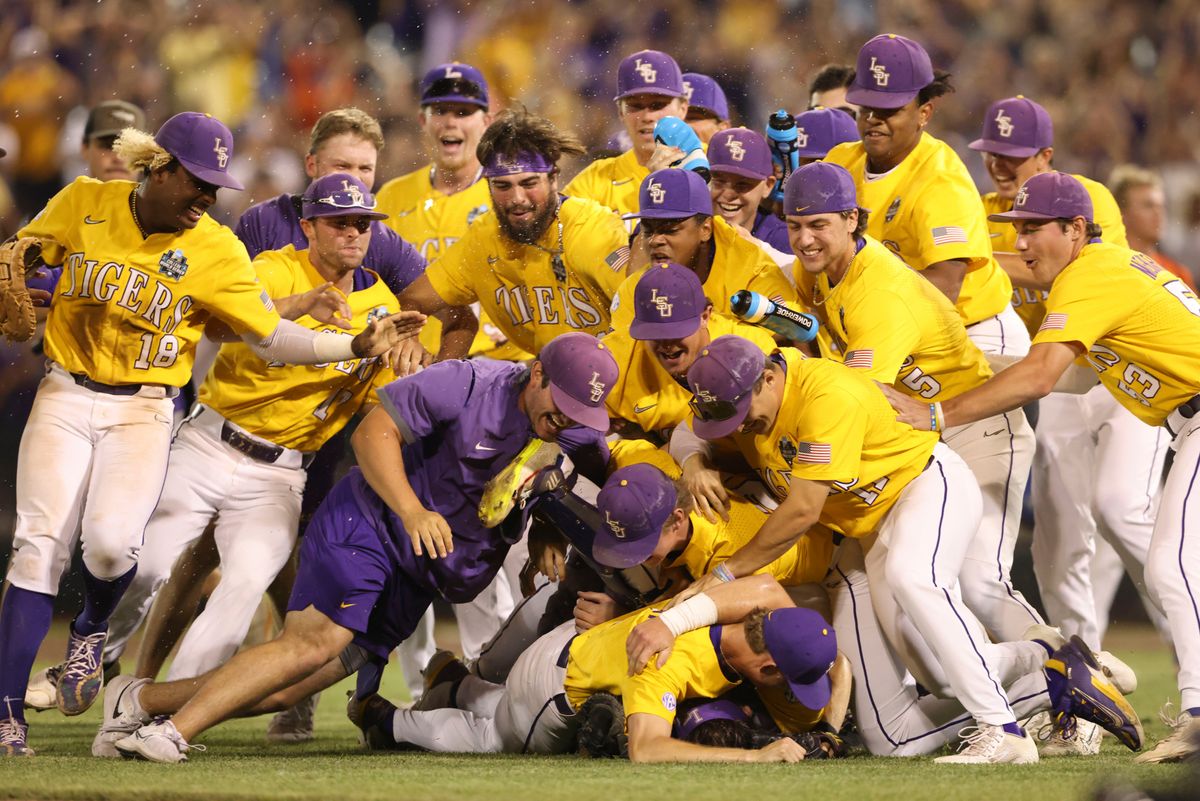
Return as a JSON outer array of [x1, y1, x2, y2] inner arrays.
[[753, 737, 806, 763], [534, 540, 567, 582], [682, 458, 729, 523], [300, 282, 354, 329], [665, 571, 723, 609], [625, 616, 676, 675], [351, 310, 427, 358], [646, 142, 686, 173], [399, 507, 454, 559], [381, 337, 430, 376], [574, 591, 618, 632], [876, 381, 934, 431]]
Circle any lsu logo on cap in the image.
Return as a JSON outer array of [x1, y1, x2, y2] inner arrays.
[[683, 80, 694, 101], [444, 64, 463, 79], [648, 179, 666, 204], [587, 371, 607, 403], [635, 58, 658, 84], [213, 138, 229, 168], [796, 128, 809, 149], [727, 138, 746, 162], [995, 108, 1014, 138], [650, 288, 673, 317], [605, 510, 626, 539], [868, 56, 890, 87], [694, 386, 717, 403], [341, 179, 366, 206], [1014, 185, 1029, 207]]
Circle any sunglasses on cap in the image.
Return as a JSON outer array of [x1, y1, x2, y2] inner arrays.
[[304, 189, 379, 211], [423, 77, 485, 101], [688, 384, 755, 422]]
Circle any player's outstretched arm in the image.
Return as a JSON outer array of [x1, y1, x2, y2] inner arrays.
[[243, 311, 425, 365], [627, 713, 804, 763], [396, 274, 479, 363]]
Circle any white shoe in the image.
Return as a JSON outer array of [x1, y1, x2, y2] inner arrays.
[[1038, 717, 1103, 756], [1023, 623, 1066, 653], [1134, 706, 1200, 764], [93, 675, 151, 758], [24, 665, 60, 711], [266, 692, 319, 744], [934, 724, 1039, 764], [115, 719, 203, 763], [1096, 651, 1137, 695]]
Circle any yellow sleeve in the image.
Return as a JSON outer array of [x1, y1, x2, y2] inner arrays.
[[746, 259, 797, 304], [1033, 265, 1124, 352], [911, 178, 991, 268], [423, 233, 480, 306], [196, 234, 280, 340], [840, 289, 923, 383], [564, 160, 602, 202], [1089, 184, 1128, 248], [787, 385, 867, 485], [252, 250, 302, 299], [17, 177, 86, 266]]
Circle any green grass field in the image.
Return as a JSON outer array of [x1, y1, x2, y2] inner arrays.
[[0, 624, 1191, 801]]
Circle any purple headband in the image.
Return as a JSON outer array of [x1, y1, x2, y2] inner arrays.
[[482, 150, 555, 178]]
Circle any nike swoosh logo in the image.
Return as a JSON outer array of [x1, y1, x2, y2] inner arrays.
[[633, 403, 657, 414], [989, 233, 1002, 239], [84, 216, 105, 224], [112, 682, 134, 719], [339, 601, 356, 608], [395, 208, 416, 218], [983, 429, 1005, 437], [475, 443, 497, 452], [611, 179, 633, 186]]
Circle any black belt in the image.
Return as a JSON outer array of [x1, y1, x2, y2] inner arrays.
[[221, 421, 297, 465], [70, 371, 173, 397], [1166, 394, 1200, 437]]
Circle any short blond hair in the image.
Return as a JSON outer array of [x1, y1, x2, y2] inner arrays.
[[112, 127, 172, 173], [1108, 164, 1162, 209], [309, 108, 384, 155]]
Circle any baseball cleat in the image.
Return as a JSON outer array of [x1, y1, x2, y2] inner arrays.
[[56, 628, 108, 716], [266, 692, 319, 744], [24, 665, 61, 712], [477, 440, 562, 528], [0, 700, 34, 757], [1022, 623, 1066, 654], [1037, 717, 1103, 757], [1044, 635, 1143, 751], [422, 650, 469, 695], [346, 691, 401, 751], [1096, 650, 1137, 696], [933, 724, 1038, 764], [115, 719, 202, 763], [93, 675, 151, 758], [1134, 706, 1200, 764]]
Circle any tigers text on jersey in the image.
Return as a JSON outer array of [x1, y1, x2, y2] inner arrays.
[[824, 133, 1011, 327], [423, 195, 628, 354], [715, 348, 938, 539], [20, 177, 279, 387], [198, 245, 400, 452], [797, 236, 992, 402], [1033, 242, 1200, 427], [984, 174, 1128, 336], [563, 149, 649, 221]]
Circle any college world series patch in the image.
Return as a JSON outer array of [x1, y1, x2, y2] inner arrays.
[[158, 248, 189, 279]]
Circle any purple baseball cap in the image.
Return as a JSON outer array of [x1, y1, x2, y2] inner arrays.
[[682, 73, 729, 121], [686, 335, 766, 439], [593, 463, 678, 569], [794, 108, 860, 160], [538, 333, 618, 432], [420, 62, 489, 110], [762, 607, 837, 710], [968, 96, 1054, 158], [846, 34, 934, 109], [674, 698, 750, 740], [623, 169, 713, 220], [615, 50, 686, 101], [631, 262, 708, 341], [783, 162, 859, 218], [154, 112, 244, 191], [301, 173, 387, 220], [988, 171, 1093, 223], [708, 128, 772, 181]]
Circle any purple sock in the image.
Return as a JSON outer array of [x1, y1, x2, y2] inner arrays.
[[1002, 722, 1025, 737], [1187, 707, 1200, 718], [72, 564, 136, 637], [0, 586, 55, 725]]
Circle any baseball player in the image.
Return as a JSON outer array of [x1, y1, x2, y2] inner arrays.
[[563, 49, 689, 218], [80, 101, 145, 182], [882, 171, 1200, 763], [1111, 165, 1197, 289], [706, 128, 791, 253], [0, 113, 421, 757], [681, 72, 731, 145], [807, 64, 857, 117], [824, 34, 1025, 360], [793, 107, 859, 166], [396, 109, 630, 358], [96, 332, 617, 763]]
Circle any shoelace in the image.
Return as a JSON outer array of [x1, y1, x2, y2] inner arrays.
[[148, 718, 207, 754], [61, 632, 105, 681], [952, 725, 1004, 755], [0, 717, 25, 745], [1157, 701, 1191, 732]]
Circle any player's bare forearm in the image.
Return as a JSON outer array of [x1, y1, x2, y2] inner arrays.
[[919, 259, 968, 303], [434, 304, 479, 362], [351, 405, 427, 519], [942, 341, 1080, 427], [823, 653, 853, 732], [705, 574, 795, 622], [722, 478, 826, 578], [627, 714, 803, 763], [994, 252, 1043, 290]]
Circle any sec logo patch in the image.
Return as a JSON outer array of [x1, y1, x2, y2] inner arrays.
[[661, 692, 676, 711]]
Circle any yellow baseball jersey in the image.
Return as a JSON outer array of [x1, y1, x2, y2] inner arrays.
[[198, 246, 399, 452], [602, 314, 777, 437], [563, 606, 739, 723], [21, 177, 279, 387], [713, 349, 939, 539], [824, 134, 1012, 327], [424, 196, 629, 354], [796, 236, 992, 402], [610, 216, 797, 331], [374, 165, 527, 361], [984, 174, 1128, 336], [672, 508, 835, 587], [1032, 242, 1200, 427], [563, 149, 649, 221]]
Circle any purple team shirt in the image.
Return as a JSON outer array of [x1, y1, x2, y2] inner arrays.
[[235, 193, 427, 295], [752, 210, 792, 254]]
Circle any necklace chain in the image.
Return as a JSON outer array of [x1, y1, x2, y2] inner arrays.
[[129, 190, 147, 238]]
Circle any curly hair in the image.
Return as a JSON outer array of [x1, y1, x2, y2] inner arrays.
[[112, 128, 172, 174], [743, 607, 770, 654], [476, 108, 586, 170]]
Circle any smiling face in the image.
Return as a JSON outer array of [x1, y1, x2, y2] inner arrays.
[[787, 209, 857, 280], [709, 171, 772, 230], [306, 133, 379, 187], [857, 99, 931, 172], [1012, 217, 1086, 288], [642, 215, 712, 269], [420, 102, 491, 173], [521, 361, 578, 442], [984, 148, 1052, 201], [489, 170, 559, 245], [620, 93, 688, 161], [640, 306, 711, 378]]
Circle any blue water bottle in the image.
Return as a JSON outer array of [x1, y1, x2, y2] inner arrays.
[[766, 110, 800, 204], [730, 289, 818, 344]]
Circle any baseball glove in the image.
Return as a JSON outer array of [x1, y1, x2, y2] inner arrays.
[[0, 237, 43, 342], [787, 723, 849, 759], [575, 692, 628, 759]]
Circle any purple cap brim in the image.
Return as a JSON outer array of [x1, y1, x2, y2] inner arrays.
[[691, 395, 752, 440], [622, 207, 697, 221], [592, 536, 658, 570], [549, 382, 610, 432], [179, 156, 244, 191], [629, 315, 701, 341], [987, 209, 1058, 222], [787, 672, 832, 710], [711, 163, 771, 181], [427, 94, 488, 109], [968, 137, 1039, 158], [845, 85, 918, 110]]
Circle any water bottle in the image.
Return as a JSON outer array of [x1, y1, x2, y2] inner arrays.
[[766, 109, 800, 204], [653, 116, 711, 177], [730, 289, 818, 344]]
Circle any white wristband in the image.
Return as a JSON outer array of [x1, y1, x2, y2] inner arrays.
[[658, 592, 719, 638], [312, 330, 356, 362]]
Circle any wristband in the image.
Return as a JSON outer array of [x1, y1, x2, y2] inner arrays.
[[313, 330, 356, 362], [658, 592, 719, 638], [713, 562, 736, 583], [930, 402, 946, 433]]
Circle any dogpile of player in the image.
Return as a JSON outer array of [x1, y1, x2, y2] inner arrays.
[[3, 31, 1200, 768]]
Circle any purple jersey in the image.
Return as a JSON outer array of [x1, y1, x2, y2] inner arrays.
[[235, 193, 427, 295], [752, 210, 792, 254]]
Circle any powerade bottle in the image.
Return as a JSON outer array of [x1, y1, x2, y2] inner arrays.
[[653, 116, 711, 178], [730, 290, 819, 344], [766, 109, 799, 204]]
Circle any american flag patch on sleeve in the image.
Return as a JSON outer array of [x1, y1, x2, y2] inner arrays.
[[1039, 312, 1068, 331], [260, 290, 275, 311], [844, 349, 874, 369], [604, 247, 631, 272], [931, 226, 968, 245], [797, 442, 832, 464]]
